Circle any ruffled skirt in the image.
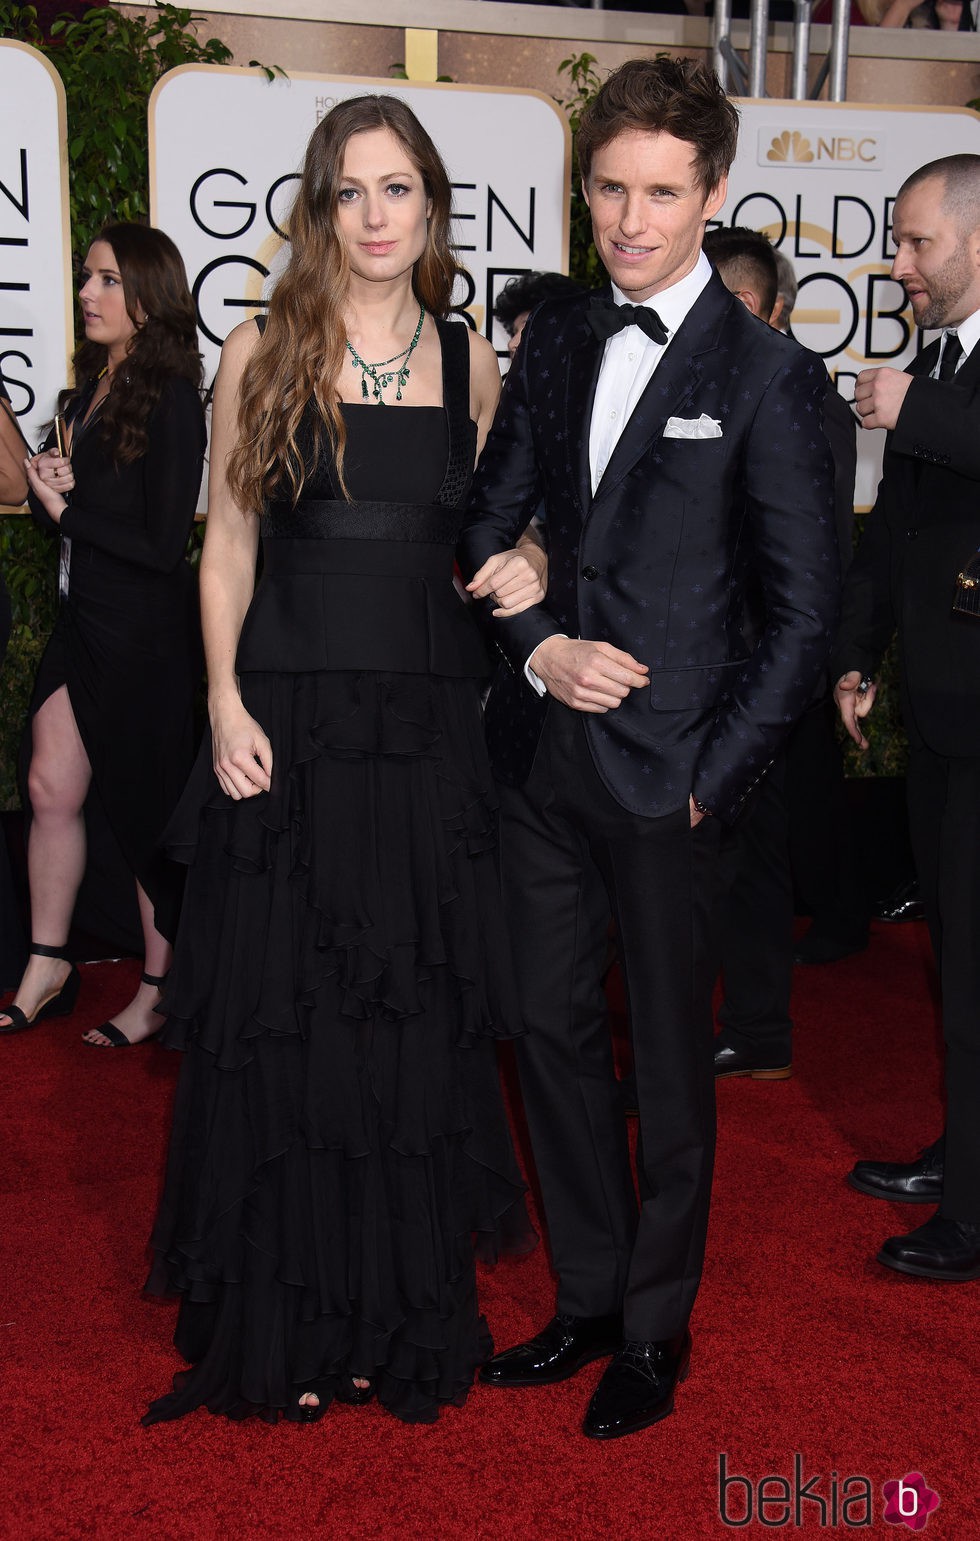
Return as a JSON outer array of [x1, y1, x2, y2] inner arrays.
[[143, 669, 534, 1426]]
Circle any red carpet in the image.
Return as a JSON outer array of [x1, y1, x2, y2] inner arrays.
[[1, 927, 974, 1539]]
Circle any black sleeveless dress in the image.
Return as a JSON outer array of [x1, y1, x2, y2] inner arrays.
[[144, 318, 533, 1426], [27, 376, 205, 948]]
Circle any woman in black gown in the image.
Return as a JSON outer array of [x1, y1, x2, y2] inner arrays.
[[0, 226, 205, 1043], [143, 96, 542, 1426]]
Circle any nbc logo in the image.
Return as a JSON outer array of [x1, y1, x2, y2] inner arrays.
[[758, 126, 881, 169], [768, 130, 814, 163]]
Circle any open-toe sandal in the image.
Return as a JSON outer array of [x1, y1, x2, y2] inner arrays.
[[0, 943, 80, 1036], [84, 969, 168, 1049], [335, 1375, 374, 1406]]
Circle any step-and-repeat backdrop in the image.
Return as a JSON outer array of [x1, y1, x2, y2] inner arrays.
[[148, 67, 571, 386], [4, 36, 980, 510], [0, 41, 72, 464], [716, 100, 980, 505]]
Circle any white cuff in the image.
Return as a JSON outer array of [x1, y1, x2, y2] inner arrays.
[[524, 636, 567, 695]]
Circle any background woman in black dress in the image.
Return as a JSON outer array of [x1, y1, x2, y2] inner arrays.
[[143, 96, 542, 1426], [0, 225, 205, 1043]]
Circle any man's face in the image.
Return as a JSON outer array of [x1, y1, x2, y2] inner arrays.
[[891, 177, 980, 330], [583, 129, 727, 302], [507, 310, 530, 357]]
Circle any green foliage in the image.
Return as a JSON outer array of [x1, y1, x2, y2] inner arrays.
[[556, 53, 606, 288], [0, 3, 235, 806], [841, 514, 907, 779], [0, 518, 58, 808], [840, 636, 907, 779], [0, 2, 233, 248]]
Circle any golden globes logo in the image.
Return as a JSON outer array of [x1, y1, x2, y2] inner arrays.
[[768, 130, 814, 164], [760, 128, 880, 170]]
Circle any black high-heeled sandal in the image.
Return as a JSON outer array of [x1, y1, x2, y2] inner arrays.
[[335, 1375, 375, 1407], [292, 1380, 332, 1424], [84, 970, 168, 1049], [0, 943, 80, 1036]]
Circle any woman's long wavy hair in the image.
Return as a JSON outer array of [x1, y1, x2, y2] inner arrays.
[[228, 94, 461, 511], [62, 223, 202, 464]]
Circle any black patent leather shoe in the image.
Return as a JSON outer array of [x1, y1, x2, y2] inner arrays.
[[583, 1331, 691, 1441], [479, 1312, 622, 1388], [877, 1213, 980, 1281], [872, 878, 925, 924], [714, 1039, 792, 1080], [848, 1139, 944, 1203]]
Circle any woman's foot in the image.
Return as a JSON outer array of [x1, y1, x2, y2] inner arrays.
[[297, 1377, 372, 1418], [83, 974, 166, 1048], [0, 953, 73, 1032], [335, 1376, 373, 1405]]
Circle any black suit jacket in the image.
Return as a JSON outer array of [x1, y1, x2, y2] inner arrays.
[[459, 272, 840, 824], [832, 336, 980, 758]]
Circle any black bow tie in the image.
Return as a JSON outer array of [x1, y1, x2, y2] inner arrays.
[[586, 296, 669, 346]]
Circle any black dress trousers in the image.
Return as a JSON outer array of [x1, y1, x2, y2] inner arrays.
[[498, 702, 732, 1341], [905, 745, 980, 1223]]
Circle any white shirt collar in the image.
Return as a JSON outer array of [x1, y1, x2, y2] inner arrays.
[[951, 306, 980, 362], [610, 250, 713, 341]]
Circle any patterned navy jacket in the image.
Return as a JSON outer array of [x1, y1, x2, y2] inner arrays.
[[458, 271, 840, 824]]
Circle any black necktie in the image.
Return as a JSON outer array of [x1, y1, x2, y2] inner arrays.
[[586, 295, 669, 346], [937, 331, 963, 381]]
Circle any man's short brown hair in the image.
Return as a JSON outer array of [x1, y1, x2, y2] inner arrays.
[[577, 56, 739, 196]]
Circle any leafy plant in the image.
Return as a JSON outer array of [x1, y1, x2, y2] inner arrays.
[[0, 2, 233, 246], [0, 518, 57, 808], [556, 52, 606, 288]]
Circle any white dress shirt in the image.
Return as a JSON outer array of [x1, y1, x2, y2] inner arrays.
[[589, 251, 713, 490], [526, 251, 715, 691], [933, 307, 980, 378]]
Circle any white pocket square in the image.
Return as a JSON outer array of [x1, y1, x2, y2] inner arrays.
[[663, 414, 723, 440]]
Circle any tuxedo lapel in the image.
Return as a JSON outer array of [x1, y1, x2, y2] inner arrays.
[[946, 335, 980, 386], [907, 334, 980, 492], [908, 340, 940, 379], [592, 272, 735, 505], [564, 299, 606, 518]]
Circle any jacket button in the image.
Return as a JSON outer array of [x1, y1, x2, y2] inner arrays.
[[582, 565, 600, 581], [907, 528, 918, 540]]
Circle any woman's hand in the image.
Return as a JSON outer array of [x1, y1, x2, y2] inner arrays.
[[209, 690, 273, 799], [25, 449, 74, 522], [467, 535, 548, 617]]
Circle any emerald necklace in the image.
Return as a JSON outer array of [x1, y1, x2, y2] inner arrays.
[[345, 304, 425, 403]]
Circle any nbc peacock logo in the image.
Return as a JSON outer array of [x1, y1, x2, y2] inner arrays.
[[767, 130, 814, 164]]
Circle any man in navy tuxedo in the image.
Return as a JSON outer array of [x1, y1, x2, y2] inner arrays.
[[458, 57, 839, 1441]]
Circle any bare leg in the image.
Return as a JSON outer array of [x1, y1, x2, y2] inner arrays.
[[0, 687, 89, 1028], [83, 882, 172, 1047]]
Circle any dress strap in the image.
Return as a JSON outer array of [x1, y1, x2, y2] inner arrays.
[[433, 316, 474, 509]]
